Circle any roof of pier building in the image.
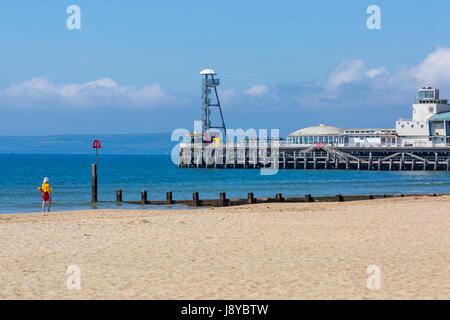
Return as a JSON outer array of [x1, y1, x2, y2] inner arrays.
[[288, 124, 344, 136], [428, 111, 450, 121], [200, 68, 216, 75]]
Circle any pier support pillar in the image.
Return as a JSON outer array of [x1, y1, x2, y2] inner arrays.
[[378, 159, 381, 171], [389, 159, 393, 171], [187, 149, 193, 167], [434, 153, 438, 171], [244, 150, 248, 168]]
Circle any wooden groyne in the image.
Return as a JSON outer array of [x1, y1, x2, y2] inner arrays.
[[116, 190, 447, 208], [178, 144, 450, 171]]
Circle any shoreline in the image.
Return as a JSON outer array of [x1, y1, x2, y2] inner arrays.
[[3, 192, 449, 215], [1, 195, 449, 299]]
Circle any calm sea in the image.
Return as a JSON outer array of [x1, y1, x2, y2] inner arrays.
[[1, 154, 450, 214]]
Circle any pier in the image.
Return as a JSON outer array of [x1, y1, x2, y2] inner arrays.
[[178, 76, 450, 172], [178, 144, 450, 171]]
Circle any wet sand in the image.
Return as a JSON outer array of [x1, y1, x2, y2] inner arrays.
[[0, 195, 449, 299]]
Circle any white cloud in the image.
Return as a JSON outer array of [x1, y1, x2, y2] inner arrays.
[[365, 67, 387, 79], [324, 60, 387, 87], [325, 60, 366, 88], [285, 47, 450, 109], [412, 47, 450, 86], [1, 77, 174, 108], [244, 85, 268, 97], [219, 88, 239, 102], [3, 47, 450, 112], [217, 85, 281, 111]]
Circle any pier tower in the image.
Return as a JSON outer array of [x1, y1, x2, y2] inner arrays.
[[200, 69, 226, 140], [413, 87, 450, 121]]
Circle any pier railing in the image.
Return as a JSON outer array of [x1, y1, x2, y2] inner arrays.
[[180, 141, 450, 149]]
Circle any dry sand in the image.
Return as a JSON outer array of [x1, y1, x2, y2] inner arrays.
[[0, 195, 449, 299]]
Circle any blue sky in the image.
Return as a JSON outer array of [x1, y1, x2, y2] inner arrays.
[[1, 0, 450, 136]]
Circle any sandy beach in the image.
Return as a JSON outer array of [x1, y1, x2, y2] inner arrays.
[[0, 195, 449, 300]]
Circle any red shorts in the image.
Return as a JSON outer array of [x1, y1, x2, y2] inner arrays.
[[42, 192, 50, 201]]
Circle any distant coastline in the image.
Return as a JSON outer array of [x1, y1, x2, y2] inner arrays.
[[0, 133, 175, 154]]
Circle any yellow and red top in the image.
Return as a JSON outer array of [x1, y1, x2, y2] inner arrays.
[[38, 183, 53, 193]]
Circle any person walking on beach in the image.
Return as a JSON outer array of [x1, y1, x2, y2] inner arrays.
[[38, 177, 53, 212]]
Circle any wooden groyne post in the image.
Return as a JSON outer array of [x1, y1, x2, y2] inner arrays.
[[116, 190, 122, 202], [166, 191, 173, 204], [193, 192, 199, 207], [91, 139, 101, 203], [92, 164, 97, 203], [219, 192, 227, 206], [141, 190, 147, 205], [248, 192, 255, 204]]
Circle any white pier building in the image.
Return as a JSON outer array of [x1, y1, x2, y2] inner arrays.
[[287, 87, 450, 148]]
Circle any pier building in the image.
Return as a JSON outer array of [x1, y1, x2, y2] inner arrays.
[[286, 87, 450, 148]]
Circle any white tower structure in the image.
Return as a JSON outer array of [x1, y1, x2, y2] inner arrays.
[[412, 87, 450, 121], [200, 69, 226, 139], [396, 87, 450, 146]]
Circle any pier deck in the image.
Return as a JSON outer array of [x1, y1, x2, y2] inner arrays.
[[178, 144, 450, 171]]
